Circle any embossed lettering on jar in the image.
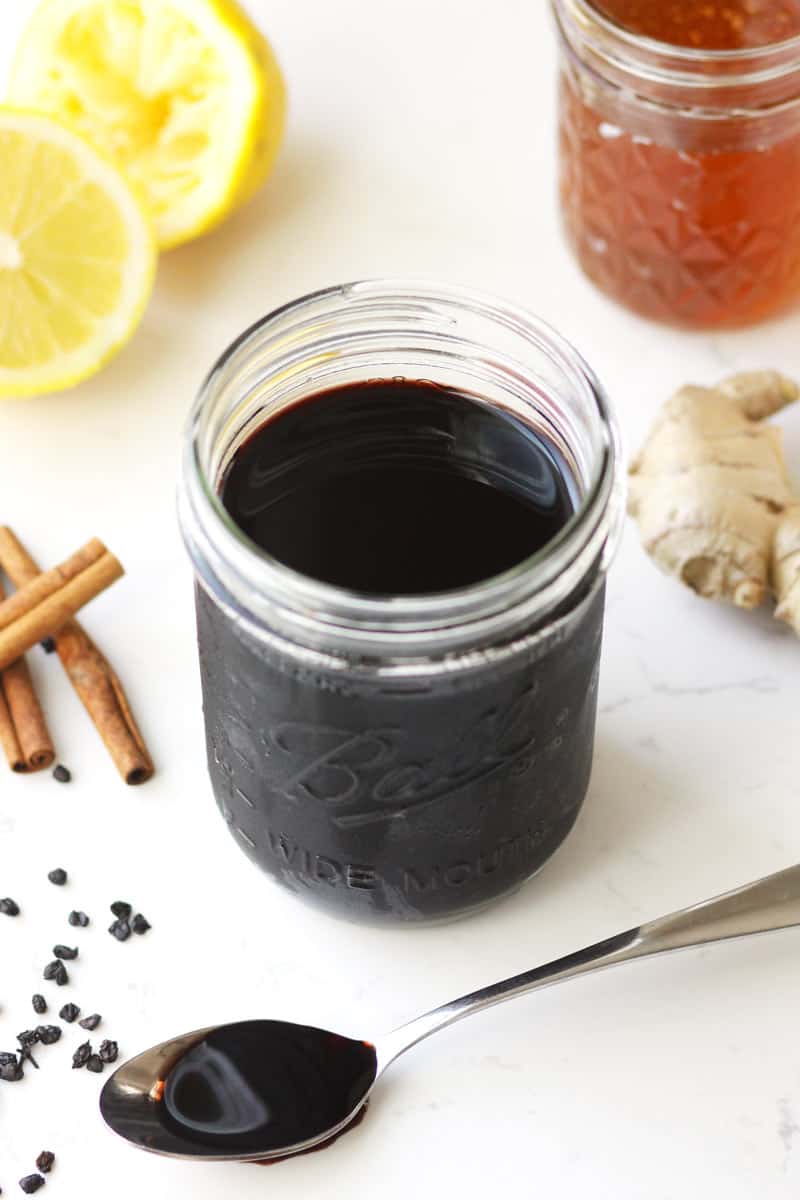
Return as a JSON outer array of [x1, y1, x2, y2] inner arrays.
[[553, 0, 800, 327], [180, 282, 622, 924]]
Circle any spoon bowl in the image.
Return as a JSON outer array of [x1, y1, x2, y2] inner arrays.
[[100, 1021, 379, 1162], [101, 863, 800, 1162]]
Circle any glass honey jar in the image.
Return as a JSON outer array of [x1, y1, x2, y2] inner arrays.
[[553, 0, 800, 327]]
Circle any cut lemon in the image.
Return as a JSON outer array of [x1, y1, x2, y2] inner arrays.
[[0, 108, 156, 399], [9, 0, 287, 250]]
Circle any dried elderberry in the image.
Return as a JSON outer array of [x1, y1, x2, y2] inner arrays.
[[79, 1014, 101, 1032], [98, 1040, 118, 1064], [0, 898, 20, 916], [35, 1026, 61, 1045], [16, 1038, 38, 1070], [108, 918, 131, 942], [52, 765, 71, 784], [34, 1153, 54, 1175], [68, 910, 89, 927], [18, 1177, 44, 1195], [53, 945, 78, 961], [131, 913, 151, 935], [59, 1004, 80, 1024], [47, 869, 67, 886], [71, 1041, 91, 1069], [0, 1059, 23, 1082], [17, 1030, 39, 1059], [43, 961, 68, 986], [109, 901, 132, 920], [86, 1054, 104, 1074], [40, 637, 56, 655], [31, 995, 47, 1015]]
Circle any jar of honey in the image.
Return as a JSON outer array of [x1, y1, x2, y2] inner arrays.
[[552, 0, 800, 327]]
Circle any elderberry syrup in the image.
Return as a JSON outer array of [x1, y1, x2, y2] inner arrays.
[[180, 281, 622, 923], [155, 1021, 377, 1157], [221, 381, 575, 594]]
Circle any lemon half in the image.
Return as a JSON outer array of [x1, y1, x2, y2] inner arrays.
[[9, 0, 287, 250], [0, 108, 156, 398]]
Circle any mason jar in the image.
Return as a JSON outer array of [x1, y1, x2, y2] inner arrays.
[[179, 280, 623, 924], [552, 0, 800, 328]]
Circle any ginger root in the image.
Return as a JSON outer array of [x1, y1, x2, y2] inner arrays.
[[628, 370, 800, 635], [774, 505, 800, 633]]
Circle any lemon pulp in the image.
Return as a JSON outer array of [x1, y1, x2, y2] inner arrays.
[[9, 0, 287, 249]]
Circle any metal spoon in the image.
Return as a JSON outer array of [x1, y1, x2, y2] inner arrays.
[[101, 862, 800, 1163]]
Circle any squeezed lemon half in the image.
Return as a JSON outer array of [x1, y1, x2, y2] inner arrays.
[[0, 108, 156, 398], [9, 0, 287, 249]]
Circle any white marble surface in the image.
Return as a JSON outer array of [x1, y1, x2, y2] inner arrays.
[[1, 1, 799, 1196]]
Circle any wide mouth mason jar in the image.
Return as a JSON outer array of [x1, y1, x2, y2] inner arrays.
[[552, 0, 800, 328], [179, 280, 623, 924]]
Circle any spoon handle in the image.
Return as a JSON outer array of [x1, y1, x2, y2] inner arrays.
[[379, 863, 800, 1065]]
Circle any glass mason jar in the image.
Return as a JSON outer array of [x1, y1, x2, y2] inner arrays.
[[552, 0, 800, 328], [179, 281, 623, 924]]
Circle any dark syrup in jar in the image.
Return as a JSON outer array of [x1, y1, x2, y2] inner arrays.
[[157, 1021, 377, 1157], [221, 379, 576, 593], [199, 378, 605, 923]]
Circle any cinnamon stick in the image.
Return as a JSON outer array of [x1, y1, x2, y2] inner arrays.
[[0, 539, 123, 672], [0, 579, 55, 772], [0, 528, 153, 786], [0, 683, 24, 772], [0, 660, 56, 771]]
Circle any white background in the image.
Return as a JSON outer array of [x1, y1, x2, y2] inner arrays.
[[1, 2, 799, 1197]]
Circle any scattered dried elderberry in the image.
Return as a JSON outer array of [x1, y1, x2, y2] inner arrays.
[[0, 1051, 18, 1066], [0, 1059, 23, 1082], [17, 1031, 39, 1062], [52, 765, 71, 784], [16, 1034, 39, 1071], [34, 1153, 54, 1176], [59, 1004, 80, 1024], [108, 918, 131, 942], [86, 1054, 104, 1074], [79, 1014, 101, 1032], [0, 898, 20, 916], [35, 1026, 61, 1046], [17, 1030, 39, 1060], [131, 913, 151, 935], [71, 1042, 91, 1070], [98, 1040, 118, 1064], [53, 945, 78, 961], [109, 901, 132, 920], [18, 1177, 44, 1195], [43, 961, 68, 986], [40, 637, 56, 654], [31, 995, 47, 1015], [47, 869, 67, 886], [68, 910, 89, 928]]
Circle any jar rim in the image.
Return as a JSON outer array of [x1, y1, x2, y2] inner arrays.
[[180, 280, 623, 664], [556, 0, 800, 95], [571, 0, 800, 62]]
